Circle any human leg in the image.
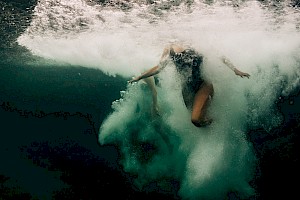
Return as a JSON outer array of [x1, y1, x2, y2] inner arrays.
[[191, 82, 214, 127], [143, 77, 159, 116]]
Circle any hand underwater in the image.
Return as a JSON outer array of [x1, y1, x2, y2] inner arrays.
[[234, 68, 250, 78], [128, 76, 140, 84]]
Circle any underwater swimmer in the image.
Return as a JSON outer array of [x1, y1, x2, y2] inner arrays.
[[129, 44, 250, 127]]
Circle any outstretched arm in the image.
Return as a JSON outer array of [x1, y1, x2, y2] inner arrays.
[[128, 46, 171, 84], [128, 65, 161, 83], [221, 56, 250, 78]]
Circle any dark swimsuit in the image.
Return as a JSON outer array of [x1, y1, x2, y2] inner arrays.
[[170, 48, 204, 94]]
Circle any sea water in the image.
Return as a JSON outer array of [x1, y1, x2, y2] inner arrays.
[[17, 0, 300, 199]]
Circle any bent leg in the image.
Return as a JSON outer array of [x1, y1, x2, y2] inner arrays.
[[191, 82, 214, 127]]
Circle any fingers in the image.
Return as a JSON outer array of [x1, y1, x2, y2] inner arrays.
[[241, 73, 250, 79], [127, 80, 135, 84], [128, 77, 137, 84]]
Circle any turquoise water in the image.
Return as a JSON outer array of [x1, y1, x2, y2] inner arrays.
[[1, 0, 299, 199]]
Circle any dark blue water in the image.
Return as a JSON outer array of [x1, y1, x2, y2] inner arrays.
[[1, 0, 299, 199]]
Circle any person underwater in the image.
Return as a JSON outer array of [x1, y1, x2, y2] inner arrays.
[[129, 43, 250, 127]]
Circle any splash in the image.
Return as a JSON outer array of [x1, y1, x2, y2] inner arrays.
[[18, 0, 300, 199]]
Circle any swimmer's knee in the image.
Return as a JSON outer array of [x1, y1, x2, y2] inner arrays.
[[191, 118, 212, 127], [191, 119, 202, 127], [191, 118, 202, 127]]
